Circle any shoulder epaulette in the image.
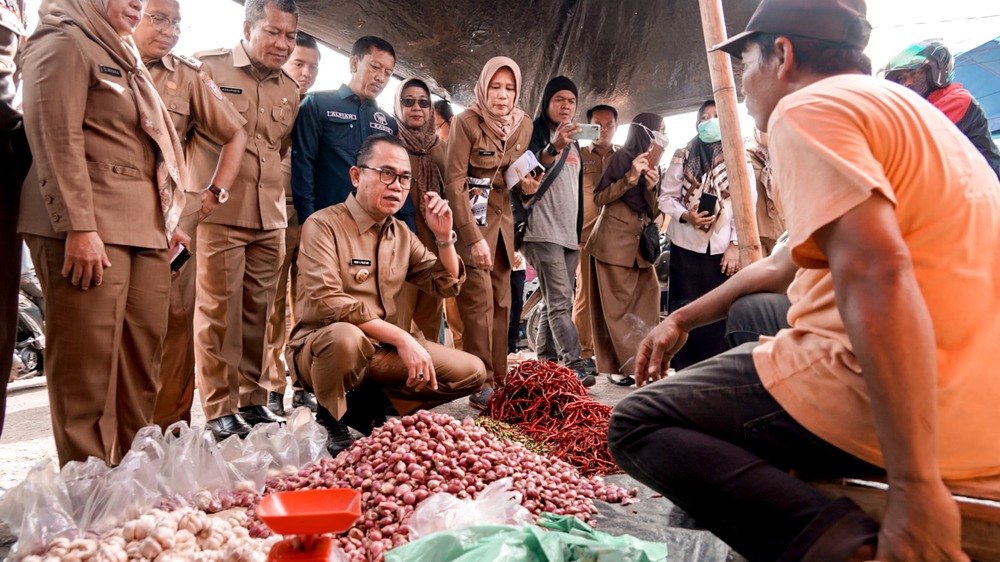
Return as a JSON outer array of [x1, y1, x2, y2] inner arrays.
[[171, 52, 203, 71], [193, 47, 230, 59]]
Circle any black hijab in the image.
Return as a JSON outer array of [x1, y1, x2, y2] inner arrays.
[[595, 112, 664, 214]]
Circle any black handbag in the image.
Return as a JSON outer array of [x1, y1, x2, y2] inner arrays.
[[639, 221, 660, 263], [511, 147, 569, 251]]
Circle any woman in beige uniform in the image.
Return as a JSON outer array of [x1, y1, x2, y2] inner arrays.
[[444, 57, 534, 406], [17, 0, 185, 465], [393, 77, 449, 341], [586, 113, 664, 383]]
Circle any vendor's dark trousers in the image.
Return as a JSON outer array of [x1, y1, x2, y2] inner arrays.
[[724, 293, 791, 348], [608, 343, 883, 561]]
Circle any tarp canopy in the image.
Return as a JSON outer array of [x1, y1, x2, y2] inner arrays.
[[285, 0, 761, 121], [955, 35, 1000, 135]]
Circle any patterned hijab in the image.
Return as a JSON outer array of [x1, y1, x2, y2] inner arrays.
[[36, 0, 185, 239], [678, 100, 729, 234], [467, 56, 525, 142], [393, 78, 443, 214]]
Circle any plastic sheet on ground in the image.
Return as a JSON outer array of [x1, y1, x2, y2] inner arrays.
[[386, 513, 667, 562]]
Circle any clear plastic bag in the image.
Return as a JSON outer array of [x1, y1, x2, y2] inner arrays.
[[407, 477, 533, 541], [218, 434, 273, 494], [287, 406, 331, 467], [158, 421, 232, 504], [0, 459, 76, 559]]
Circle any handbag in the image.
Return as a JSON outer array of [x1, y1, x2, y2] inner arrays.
[[638, 221, 660, 264], [511, 147, 570, 251]]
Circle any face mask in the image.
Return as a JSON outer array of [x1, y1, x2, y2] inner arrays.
[[698, 118, 722, 143]]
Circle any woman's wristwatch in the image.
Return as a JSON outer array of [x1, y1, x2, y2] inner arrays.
[[207, 184, 229, 203]]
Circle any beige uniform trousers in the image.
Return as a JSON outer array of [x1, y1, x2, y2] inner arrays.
[[589, 256, 660, 378], [153, 197, 201, 427], [572, 244, 598, 361], [26, 235, 170, 466], [195, 223, 284, 421], [266, 210, 300, 395], [455, 243, 511, 386], [292, 322, 485, 419]]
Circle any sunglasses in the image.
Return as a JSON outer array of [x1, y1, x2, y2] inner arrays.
[[401, 98, 431, 109]]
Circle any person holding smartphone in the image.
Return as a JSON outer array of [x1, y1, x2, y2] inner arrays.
[[586, 113, 664, 384], [658, 99, 756, 370]]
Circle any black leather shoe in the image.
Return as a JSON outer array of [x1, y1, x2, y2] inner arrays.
[[206, 414, 252, 441], [292, 389, 318, 412], [268, 391, 286, 416], [239, 404, 286, 426], [315, 405, 355, 455]]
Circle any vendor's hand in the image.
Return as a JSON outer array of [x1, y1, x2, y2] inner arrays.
[[633, 317, 688, 387], [681, 201, 715, 227], [396, 333, 438, 392], [169, 226, 191, 253], [626, 152, 650, 185], [721, 243, 740, 276], [552, 121, 582, 152], [199, 189, 219, 221], [62, 231, 111, 291], [875, 481, 969, 562], [517, 169, 542, 197], [643, 166, 660, 189], [422, 192, 453, 239], [471, 239, 492, 270]]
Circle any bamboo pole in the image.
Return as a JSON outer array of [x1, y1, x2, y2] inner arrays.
[[697, 0, 762, 267]]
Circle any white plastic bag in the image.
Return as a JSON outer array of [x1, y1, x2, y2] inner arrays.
[[407, 477, 533, 540]]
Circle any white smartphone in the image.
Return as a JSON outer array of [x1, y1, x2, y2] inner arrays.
[[570, 123, 601, 141]]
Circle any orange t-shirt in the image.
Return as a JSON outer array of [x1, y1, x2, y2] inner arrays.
[[753, 74, 1000, 479]]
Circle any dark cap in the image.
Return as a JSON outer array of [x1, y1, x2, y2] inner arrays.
[[711, 0, 872, 59]]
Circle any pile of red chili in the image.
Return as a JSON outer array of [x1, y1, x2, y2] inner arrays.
[[486, 360, 620, 476]]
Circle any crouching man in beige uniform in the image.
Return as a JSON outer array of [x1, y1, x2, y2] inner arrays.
[[288, 133, 485, 454]]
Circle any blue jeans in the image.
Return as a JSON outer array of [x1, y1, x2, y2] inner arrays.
[[608, 343, 882, 561], [725, 292, 792, 348]]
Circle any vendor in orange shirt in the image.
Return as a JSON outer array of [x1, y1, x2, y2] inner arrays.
[[608, 0, 1000, 560]]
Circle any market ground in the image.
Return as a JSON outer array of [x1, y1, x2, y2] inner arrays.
[[0, 364, 745, 561]]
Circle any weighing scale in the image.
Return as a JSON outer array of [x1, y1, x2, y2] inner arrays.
[[257, 488, 362, 562]]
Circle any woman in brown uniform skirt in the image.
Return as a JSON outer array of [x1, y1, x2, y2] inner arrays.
[[444, 57, 535, 406], [393, 77, 449, 341], [586, 113, 664, 383], [18, 0, 185, 465]]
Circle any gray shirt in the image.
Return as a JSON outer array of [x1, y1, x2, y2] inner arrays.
[[524, 143, 581, 249]]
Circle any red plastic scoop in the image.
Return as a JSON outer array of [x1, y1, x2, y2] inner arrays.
[[257, 489, 362, 536]]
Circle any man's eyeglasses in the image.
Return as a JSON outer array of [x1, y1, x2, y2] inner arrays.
[[358, 165, 413, 189], [144, 12, 182, 34], [401, 98, 431, 109]]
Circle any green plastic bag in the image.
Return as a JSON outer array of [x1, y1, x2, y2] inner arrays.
[[385, 513, 667, 562]]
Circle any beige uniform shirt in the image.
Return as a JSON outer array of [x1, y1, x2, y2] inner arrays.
[[580, 143, 618, 243], [147, 52, 246, 173], [187, 41, 299, 230], [444, 110, 531, 267], [293, 195, 465, 336], [18, 24, 165, 248]]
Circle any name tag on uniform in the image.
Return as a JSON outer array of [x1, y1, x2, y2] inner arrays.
[[327, 111, 357, 120], [478, 150, 496, 156], [220, 86, 243, 95], [351, 258, 372, 266], [99, 65, 122, 77]]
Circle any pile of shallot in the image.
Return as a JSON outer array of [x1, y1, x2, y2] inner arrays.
[[253, 411, 637, 561]]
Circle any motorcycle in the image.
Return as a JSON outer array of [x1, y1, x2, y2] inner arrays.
[[11, 248, 44, 381]]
